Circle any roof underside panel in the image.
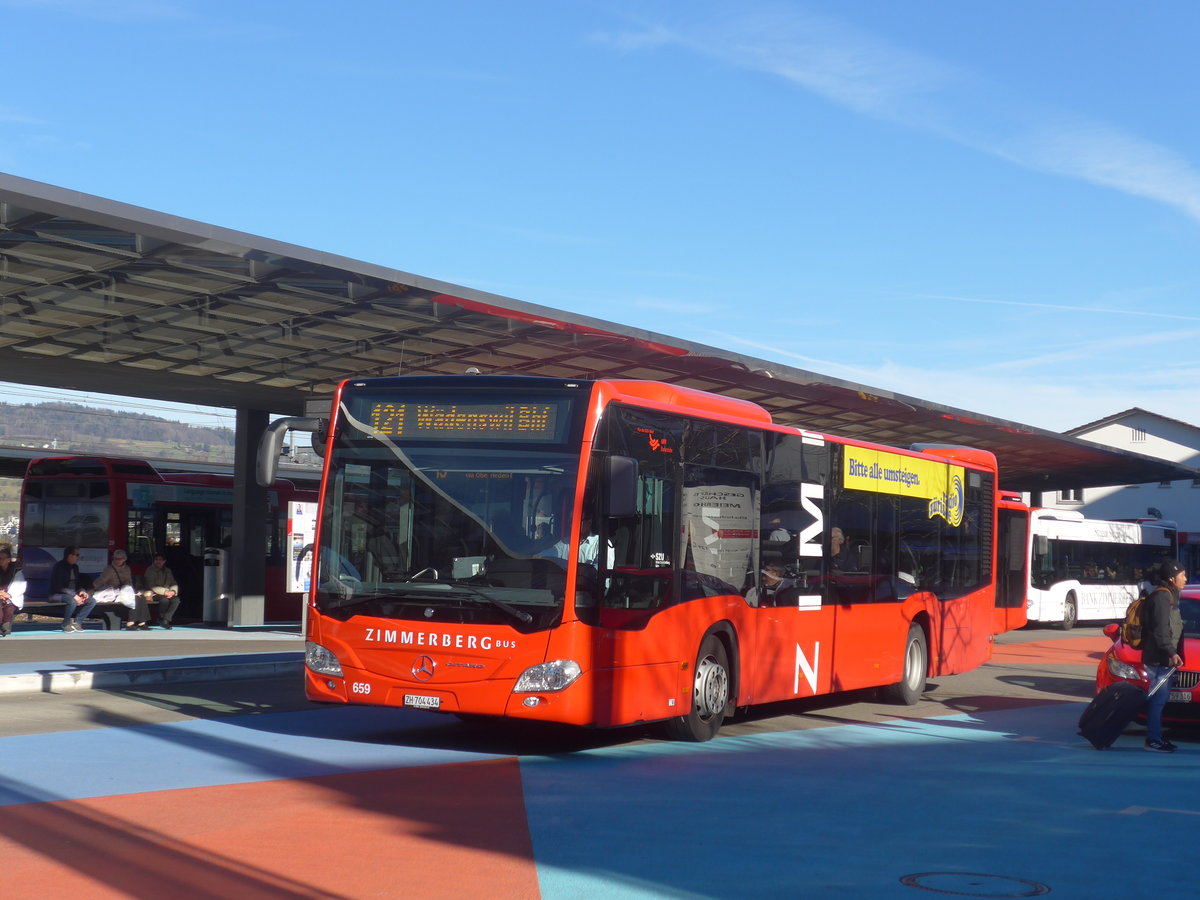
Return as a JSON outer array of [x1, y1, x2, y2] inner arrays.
[[1, 172, 1195, 493]]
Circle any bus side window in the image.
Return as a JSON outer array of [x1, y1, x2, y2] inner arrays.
[[830, 497, 872, 604]]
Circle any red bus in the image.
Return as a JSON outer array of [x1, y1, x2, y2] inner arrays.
[[19, 456, 314, 622], [261, 376, 1028, 740]]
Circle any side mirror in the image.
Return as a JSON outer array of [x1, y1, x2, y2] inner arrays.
[[257, 417, 322, 486], [603, 455, 638, 518], [1102, 622, 1120, 641]]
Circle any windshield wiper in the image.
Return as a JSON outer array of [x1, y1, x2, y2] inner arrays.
[[336, 573, 532, 624], [448, 580, 534, 624], [390, 569, 535, 624], [322, 593, 383, 612]]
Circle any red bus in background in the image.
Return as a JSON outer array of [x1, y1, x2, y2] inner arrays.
[[997, 490, 1032, 636], [263, 375, 1028, 741], [19, 456, 314, 622]]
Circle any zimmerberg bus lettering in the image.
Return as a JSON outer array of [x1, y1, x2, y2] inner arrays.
[[364, 628, 517, 650]]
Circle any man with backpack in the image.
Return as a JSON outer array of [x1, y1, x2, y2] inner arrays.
[[1142, 558, 1187, 752]]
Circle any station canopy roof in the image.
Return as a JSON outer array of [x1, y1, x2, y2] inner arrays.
[[1, 171, 1194, 494]]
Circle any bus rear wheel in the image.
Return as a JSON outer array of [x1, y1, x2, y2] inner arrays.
[[1060, 594, 1077, 630], [881, 624, 927, 706], [665, 634, 730, 742]]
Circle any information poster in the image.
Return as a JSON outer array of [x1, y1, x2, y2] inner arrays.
[[683, 484, 755, 590], [287, 500, 318, 593], [842, 448, 965, 526]]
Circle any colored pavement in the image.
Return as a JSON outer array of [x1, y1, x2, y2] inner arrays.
[[1, 625, 1195, 898], [0, 620, 303, 695]]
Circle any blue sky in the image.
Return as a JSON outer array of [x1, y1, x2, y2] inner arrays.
[[2, 0, 1199, 433]]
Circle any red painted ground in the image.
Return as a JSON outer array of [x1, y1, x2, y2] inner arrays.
[[0, 758, 539, 900], [991, 635, 1111, 667]]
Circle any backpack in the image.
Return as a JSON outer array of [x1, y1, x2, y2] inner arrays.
[[1121, 588, 1149, 648]]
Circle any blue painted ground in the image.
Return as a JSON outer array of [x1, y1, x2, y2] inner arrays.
[[3, 697, 1196, 897]]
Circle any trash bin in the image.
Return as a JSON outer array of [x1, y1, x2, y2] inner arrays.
[[202, 546, 228, 623]]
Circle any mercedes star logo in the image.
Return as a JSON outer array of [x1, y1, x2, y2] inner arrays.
[[412, 655, 436, 681]]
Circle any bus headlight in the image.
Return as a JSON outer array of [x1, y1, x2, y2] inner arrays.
[[514, 659, 582, 693], [306, 641, 344, 677], [1106, 656, 1141, 681]]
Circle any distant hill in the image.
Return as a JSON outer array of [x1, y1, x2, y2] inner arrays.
[[0, 401, 239, 518], [0, 401, 236, 462]]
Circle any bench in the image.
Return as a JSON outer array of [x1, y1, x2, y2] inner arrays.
[[20, 597, 160, 630]]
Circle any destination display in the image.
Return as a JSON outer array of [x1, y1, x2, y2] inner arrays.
[[360, 399, 567, 442]]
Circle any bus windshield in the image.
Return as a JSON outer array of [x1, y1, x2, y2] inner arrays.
[[315, 384, 586, 629]]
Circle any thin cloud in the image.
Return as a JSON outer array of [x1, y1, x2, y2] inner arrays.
[[492, 225, 601, 247], [698, 9, 956, 119], [619, 268, 708, 282], [708, 326, 1200, 431], [628, 295, 719, 315], [0, 106, 43, 124], [0, 0, 188, 20], [609, 6, 1200, 226], [594, 24, 676, 53], [917, 293, 1200, 323], [979, 329, 1200, 373], [717, 332, 868, 379], [994, 121, 1200, 224]]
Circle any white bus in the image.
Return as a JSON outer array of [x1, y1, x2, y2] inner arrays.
[[1027, 510, 1177, 629]]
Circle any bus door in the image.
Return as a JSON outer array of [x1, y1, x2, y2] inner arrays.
[[995, 505, 1030, 633], [828, 494, 902, 692], [160, 507, 224, 618]]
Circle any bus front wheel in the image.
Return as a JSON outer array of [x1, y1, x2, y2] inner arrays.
[[1060, 594, 1077, 631], [882, 624, 927, 706], [665, 634, 731, 742]]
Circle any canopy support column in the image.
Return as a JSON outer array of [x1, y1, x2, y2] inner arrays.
[[230, 408, 269, 627]]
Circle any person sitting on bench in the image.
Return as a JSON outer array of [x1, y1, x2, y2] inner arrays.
[[92, 549, 148, 630], [0, 547, 24, 637], [141, 553, 181, 629], [50, 546, 95, 632]]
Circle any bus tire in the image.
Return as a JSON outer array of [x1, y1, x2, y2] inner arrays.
[[665, 634, 731, 742], [882, 624, 927, 706], [1060, 594, 1077, 631]]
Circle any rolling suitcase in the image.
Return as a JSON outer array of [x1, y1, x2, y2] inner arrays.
[[1078, 667, 1177, 750]]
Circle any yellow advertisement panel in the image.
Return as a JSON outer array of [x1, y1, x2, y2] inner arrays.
[[843, 447, 965, 526]]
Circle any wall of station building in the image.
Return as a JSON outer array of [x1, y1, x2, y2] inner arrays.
[[1035, 409, 1200, 576]]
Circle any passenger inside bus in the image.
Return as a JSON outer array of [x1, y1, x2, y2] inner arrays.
[[577, 515, 615, 568], [763, 513, 792, 542], [830, 526, 862, 572], [747, 562, 799, 607], [524, 476, 556, 540]]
